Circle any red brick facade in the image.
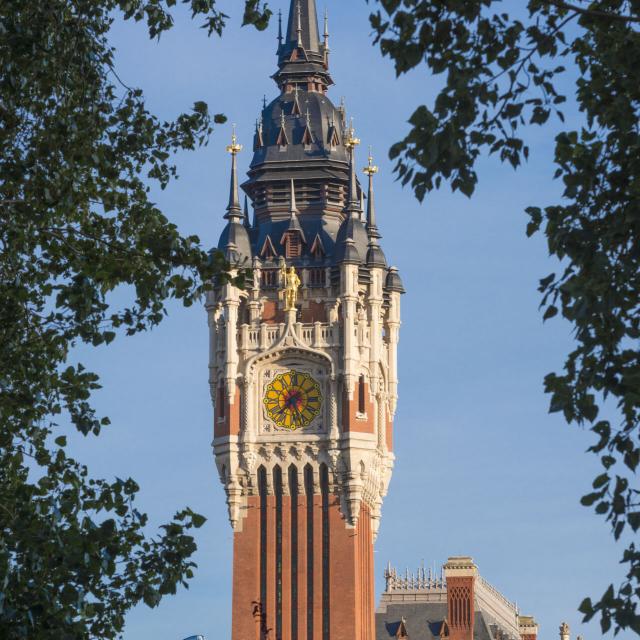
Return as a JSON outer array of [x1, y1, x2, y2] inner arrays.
[[231, 480, 376, 640]]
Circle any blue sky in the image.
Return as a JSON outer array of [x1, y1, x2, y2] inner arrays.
[[67, 2, 630, 638]]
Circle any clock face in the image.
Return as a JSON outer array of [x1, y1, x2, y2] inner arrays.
[[263, 370, 323, 431]]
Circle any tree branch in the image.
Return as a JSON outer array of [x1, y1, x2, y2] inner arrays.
[[544, 0, 640, 23]]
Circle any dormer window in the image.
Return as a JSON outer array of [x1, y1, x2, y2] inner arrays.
[[283, 233, 301, 259]]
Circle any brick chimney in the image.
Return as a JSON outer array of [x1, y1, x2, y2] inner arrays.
[[518, 616, 538, 640], [444, 557, 477, 640]]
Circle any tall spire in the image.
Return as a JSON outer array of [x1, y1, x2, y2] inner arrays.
[[225, 124, 243, 221], [364, 147, 379, 233], [277, 9, 283, 50], [275, 0, 332, 90], [345, 119, 361, 215], [284, 0, 320, 54], [335, 122, 365, 265], [363, 148, 386, 267], [218, 125, 251, 263]]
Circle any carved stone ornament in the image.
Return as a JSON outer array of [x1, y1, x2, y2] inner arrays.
[[240, 450, 257, 474]]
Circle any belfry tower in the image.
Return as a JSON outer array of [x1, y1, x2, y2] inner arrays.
[[207, 2, 403, 639]]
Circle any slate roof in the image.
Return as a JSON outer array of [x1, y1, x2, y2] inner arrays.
[[249, 91, 349, 170], [216, 0, 403, 288], [376, 603, 496, 640]]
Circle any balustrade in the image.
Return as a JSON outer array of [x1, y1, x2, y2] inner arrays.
[[236, 322, 337, 351]]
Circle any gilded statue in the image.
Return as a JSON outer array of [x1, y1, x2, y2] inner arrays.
[[279, 262, 301, 311]]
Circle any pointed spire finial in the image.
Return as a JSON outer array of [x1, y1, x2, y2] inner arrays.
[[262, 94, 267, 109], [277, 9, 283, 47], [323, 8, 329, 49], [346, 126, 360, 214], [282, 179, 306, 244], [290, 178, 298, 214], [339, 97, 347, 128], [363, 147, 379, 232], [296, 0, 303, 47], [226, 123, 243, 156], [243, 195, 251, 228], [363, 147, 386, 268], [225, 126, 242, 219], [345, 118, 360, 150], [254, 115, 264, 151], [363, 145, 379, 177]]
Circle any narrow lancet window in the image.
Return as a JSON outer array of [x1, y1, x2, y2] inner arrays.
[[358, 374, 366, 415]]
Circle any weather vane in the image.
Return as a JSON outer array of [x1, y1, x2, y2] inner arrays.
[[345, 117, 360, 150], [363, 146, 378, 176], [226, 124, 242, 155]]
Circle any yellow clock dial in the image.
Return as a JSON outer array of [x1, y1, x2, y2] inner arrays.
[[263, 370, 322, 431]]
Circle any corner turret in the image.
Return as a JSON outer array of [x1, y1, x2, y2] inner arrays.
[[217, 128, 251, 264]]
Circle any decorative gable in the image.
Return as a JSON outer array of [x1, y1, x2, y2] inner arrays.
[[260, 235, 277, 260], [276, 111, 289, 147], [328, 123, 340, 148], [310, 233, 325, 260], [301, 123, 314, 146], [291, 87, 302, 116], [289, 47, 308, 63], [276, 124, 289, 147], [253, 120, 264, 151], [396, 617, 409, 640]]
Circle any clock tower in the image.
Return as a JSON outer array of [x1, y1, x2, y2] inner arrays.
[[206, 2, 403, 639]]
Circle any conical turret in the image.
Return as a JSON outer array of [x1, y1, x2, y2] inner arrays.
[[217, 127, 251, 263], [363, 149, 386, 268], [336, 126, 367, 264]]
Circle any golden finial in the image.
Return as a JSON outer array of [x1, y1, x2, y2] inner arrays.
[[363, 146, 378, 176], [345, 117, 360, 150], [226, 124, 242, 155]]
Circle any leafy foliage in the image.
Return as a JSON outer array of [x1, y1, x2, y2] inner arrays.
[[370, 0, 640, 634], [0, 1, 269, 637]]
